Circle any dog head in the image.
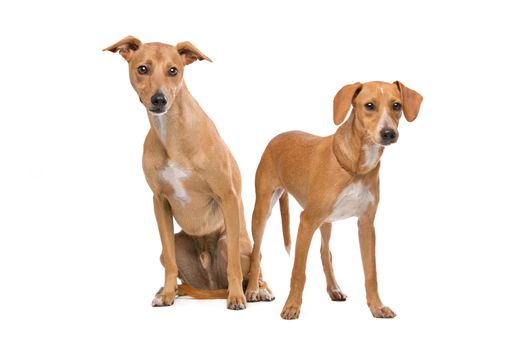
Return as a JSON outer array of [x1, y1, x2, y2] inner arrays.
[[104, 36, 211, 115], [333, 81, 423, 146]]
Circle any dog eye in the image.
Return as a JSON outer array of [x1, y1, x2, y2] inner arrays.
[[137, 65, 148, 75], [365, 102, 375, 111], [393, 102, 402, 111], [168, 67, 178, 76]]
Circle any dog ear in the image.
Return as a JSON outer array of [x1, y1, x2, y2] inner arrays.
[[103, 36, 142, 62], [176, 42, 212, 65], [394, 81, 423, 122], [333, 83, 362, 125]]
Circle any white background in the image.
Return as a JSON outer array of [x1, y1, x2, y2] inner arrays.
[[1, 0, 524, 348]]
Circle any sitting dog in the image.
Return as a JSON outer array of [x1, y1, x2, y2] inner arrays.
[[104, 36, 273, 309], [245, 81, 422, 319]]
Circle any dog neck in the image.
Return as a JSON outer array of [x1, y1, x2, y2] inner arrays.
[[147, 82, 211, 159], [333, 110, 384, 177]]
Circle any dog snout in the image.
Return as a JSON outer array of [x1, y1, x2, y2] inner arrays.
[[380, 128, 398, 145], [150, 91, 167, 112]]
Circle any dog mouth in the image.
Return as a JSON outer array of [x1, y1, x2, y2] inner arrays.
[[379, 138, 397, 146], [148, 107, 167, 115]]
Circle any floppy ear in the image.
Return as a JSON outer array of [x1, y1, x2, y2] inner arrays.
[[103, 36, 142, 62], [333, 83, 362, 125], [394, 81, 423, 122], [176, 41, 212, 65]]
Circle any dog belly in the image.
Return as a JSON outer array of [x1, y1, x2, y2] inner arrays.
[[170, 194, 225, 236]]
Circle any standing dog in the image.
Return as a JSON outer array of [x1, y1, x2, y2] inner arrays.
[[246, 81, 422, 319], [104, 36, 273, 309]]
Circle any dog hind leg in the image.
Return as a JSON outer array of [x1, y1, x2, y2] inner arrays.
[[320, 223, 347, 301]]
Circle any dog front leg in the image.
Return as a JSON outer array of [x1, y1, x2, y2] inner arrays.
[[357, 217, 396, 318], [151, 194, 178, 307], [219, 190, 246, 310]]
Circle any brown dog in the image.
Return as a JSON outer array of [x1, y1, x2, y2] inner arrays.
[[104, 36, 273, 309], [246, 81, 422, 319]]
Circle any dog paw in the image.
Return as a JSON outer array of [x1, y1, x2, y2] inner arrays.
[[227, 294, 247, 310], [370, 305, 396, 318], [280, 304, 301, 320], [245, 286, 275, 302], [328, 288, 347, 302], [151, 287, 175, 307], [257, 287, 275, 301], [245, 288, 260, 302]]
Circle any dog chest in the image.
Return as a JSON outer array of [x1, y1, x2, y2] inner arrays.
[[326, 182, 374, 222], [159, 162, 192, 204]]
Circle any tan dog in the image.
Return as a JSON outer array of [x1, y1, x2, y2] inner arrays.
[[104, 36, 273, 310], [246, 81, 423, 319]]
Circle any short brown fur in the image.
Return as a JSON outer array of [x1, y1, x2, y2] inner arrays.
[[246, 81, 422, 319], [104, 36, 273, 309]]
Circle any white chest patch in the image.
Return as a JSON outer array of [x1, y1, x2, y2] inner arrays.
[[326, 182, 374, 222], [361, 143, 382, 170], [160, 162, 191, 204]]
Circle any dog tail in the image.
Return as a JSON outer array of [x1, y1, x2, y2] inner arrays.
[[177, 283, 228, 299], [279, 191, 291, 255]]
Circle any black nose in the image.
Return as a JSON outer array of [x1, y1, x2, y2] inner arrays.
[[380, 128, 397, 145], [151, 92, 167, 108]]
